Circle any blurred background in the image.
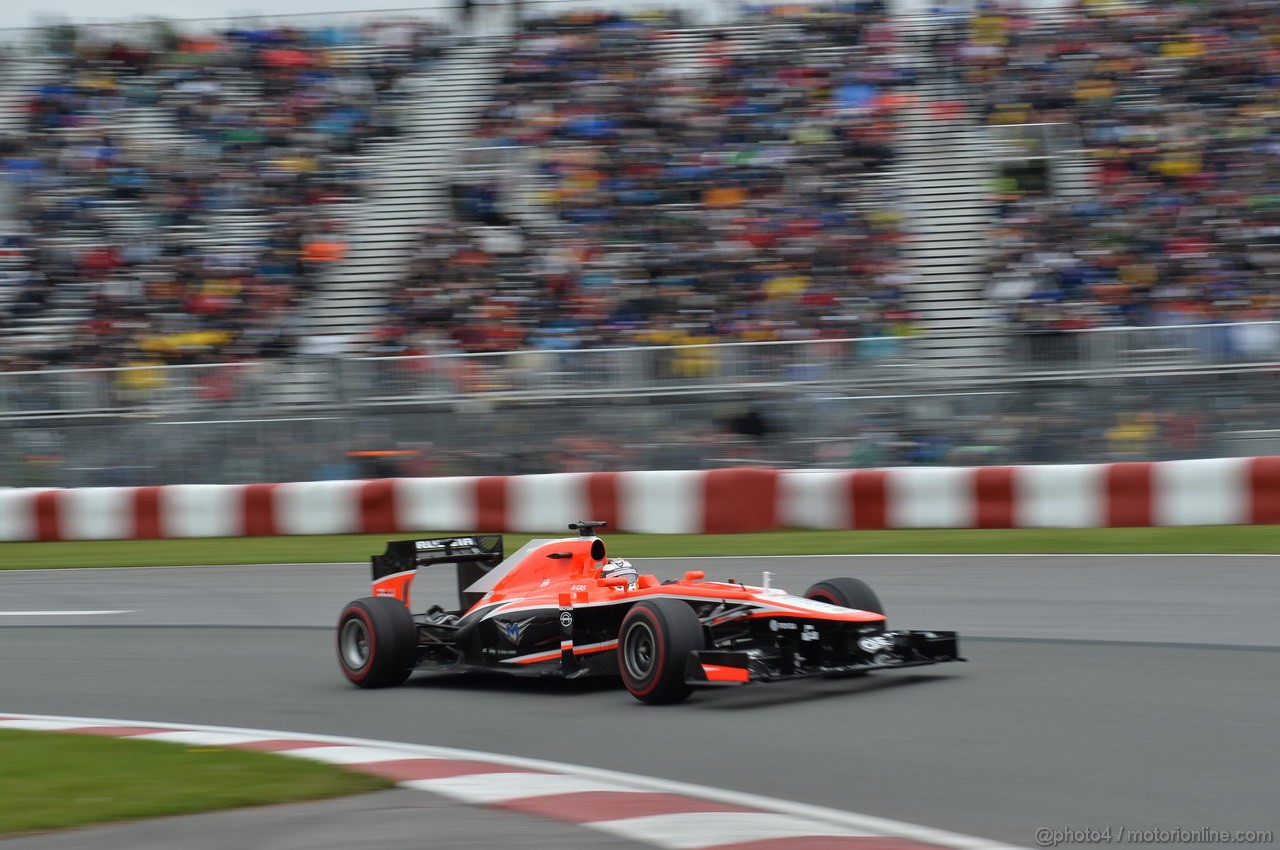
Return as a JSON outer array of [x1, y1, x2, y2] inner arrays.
[[2, 0, 1279, 487]]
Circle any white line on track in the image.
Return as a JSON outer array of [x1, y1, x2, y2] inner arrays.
[[0, 610, 133, 616]]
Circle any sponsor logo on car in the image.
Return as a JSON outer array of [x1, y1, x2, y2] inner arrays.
[[416, 537, 476, 550], [858, 635, 894, 652], [496, 618, 535, 645]]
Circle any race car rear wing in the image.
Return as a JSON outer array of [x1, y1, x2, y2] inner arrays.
[[371, 535, 503, 611]]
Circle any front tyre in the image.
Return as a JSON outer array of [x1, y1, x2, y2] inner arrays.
[[619, 599, 705, 704], [337, 597, 417, 688], [804, 577, 885, 621]]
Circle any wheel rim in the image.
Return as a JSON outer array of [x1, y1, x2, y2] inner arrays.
[[340, 616, 371, 670], [623, 620, 656, 680]]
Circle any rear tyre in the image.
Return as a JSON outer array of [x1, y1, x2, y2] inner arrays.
[[337, 597, 417, 688], [804, 577, 885, 621], [619, 599, 705, 704]]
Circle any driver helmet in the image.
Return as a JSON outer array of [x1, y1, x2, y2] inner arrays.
[[600, 557, 639, 589]]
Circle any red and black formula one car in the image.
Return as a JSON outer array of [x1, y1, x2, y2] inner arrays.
[[336, 522, 964, 704]]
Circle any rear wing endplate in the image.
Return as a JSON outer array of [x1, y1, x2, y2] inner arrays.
[[372, 535, 503, 610]]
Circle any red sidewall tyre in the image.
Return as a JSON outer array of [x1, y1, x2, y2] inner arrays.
[[620, 608, 666, 699], [619, 599, 704, 705], [339, 605, 378, 684], [337, 597, 416, 689]]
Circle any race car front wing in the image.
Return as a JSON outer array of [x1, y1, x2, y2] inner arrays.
[[686, 630, 964, 687]]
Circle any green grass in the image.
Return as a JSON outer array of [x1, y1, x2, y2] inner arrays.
[[0, 729, 392, 837], [2, 526, 1278, 570]]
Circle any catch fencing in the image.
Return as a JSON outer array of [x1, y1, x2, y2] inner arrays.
[[0, 337, 919, 419], [5, 324, 1280, 420], [1011, 322, 1280, 376], [5, 329, 1280, 489]]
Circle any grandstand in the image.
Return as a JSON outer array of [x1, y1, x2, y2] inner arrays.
[[3, 0, 1280, 486], [968, 1, 1280, 337]]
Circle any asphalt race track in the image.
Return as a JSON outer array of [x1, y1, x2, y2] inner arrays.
[[2, 555, 1279, 848]]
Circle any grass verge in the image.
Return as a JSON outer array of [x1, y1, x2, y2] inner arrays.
[[0, 729, 391, 837], [2, 526, 1278, 570]]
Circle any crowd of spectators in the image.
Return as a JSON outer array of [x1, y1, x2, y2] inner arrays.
[[966, 0, 1280, 332], [1, 16, 448, 369], [372, 3, 922, 355], [7, 0, 1280, 367]]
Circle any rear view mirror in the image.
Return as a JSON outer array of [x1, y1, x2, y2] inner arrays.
[[684, 570, 705, 582], [597, 577, 629, 588]]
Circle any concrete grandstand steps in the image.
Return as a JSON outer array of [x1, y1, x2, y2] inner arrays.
[[0, 56, 60, 136], [112, 104, 185, 146], [895, 8, 1106, 372], [3, 291, 93, 352], [0, 57, 89, 352], [908, 216, 990, 231], [890, 72, 1003, 376], [885, 14, 1006, 373], [890, 6, 1112, 372], [1052, 154, 1096, 199], [0, 55, 59, 225], [300, 39, 505, 359]]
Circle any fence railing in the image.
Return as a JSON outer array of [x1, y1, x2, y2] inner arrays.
[[336, 336, 920, 404], [1010, 321, 1280, 376], [0, 360, 291, 418], [985, 122, 1083, 161], [0, 335, 921, 417], [5, 323, 1280, 419], [4, 349, 1278, 487]]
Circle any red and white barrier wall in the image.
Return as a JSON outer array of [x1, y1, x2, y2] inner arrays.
[[3, 458, 1280, 542]]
